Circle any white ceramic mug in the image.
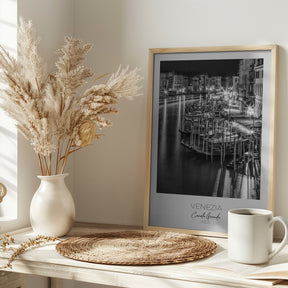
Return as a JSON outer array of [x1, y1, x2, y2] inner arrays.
[[228, 208, 288, 264]]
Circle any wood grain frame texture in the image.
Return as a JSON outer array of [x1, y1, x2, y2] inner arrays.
[[144, 45, 278, 237]]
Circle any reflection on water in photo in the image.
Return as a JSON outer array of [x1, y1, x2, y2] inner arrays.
[[157, 94, 261, 199]]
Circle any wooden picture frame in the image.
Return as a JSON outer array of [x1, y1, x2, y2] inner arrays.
[[144, 45, 278, 237]]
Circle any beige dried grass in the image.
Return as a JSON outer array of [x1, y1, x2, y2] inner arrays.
[[0, 19, 142, 175]]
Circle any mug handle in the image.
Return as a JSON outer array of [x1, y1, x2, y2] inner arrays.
[[268, 216, 288, 260]]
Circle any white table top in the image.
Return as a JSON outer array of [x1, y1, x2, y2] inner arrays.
[[1, 223, 288, 288]]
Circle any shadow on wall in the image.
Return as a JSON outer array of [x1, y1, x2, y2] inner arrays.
[[0, 0, 17, 220]]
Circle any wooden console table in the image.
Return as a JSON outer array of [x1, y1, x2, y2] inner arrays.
[[1, 223, 288, 288]]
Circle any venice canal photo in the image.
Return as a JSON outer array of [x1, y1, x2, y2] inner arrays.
[[157, 59, 263, 199]]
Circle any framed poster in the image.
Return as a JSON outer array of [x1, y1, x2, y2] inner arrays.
[[144, 45, 278, 237]]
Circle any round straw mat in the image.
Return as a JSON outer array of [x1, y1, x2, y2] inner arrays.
[[56, 230, 217, 265]]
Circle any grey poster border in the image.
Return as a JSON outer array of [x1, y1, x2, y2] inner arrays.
[[148, 48, 275, 235]]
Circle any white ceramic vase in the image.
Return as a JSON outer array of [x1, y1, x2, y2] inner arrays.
[[30, 173, 75, 237]]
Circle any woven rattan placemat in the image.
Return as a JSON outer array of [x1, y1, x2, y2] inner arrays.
[[56, 230, 217, 265]]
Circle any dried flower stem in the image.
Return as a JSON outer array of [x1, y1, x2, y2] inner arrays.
[[35, 77, 41, 98], [90, 73, 109, 86], [0, 235, 59, 269], [0, 234, 15, 252], [37, 153, 44, 176], [43, 156, 49, 175], [58, 141, 64, 174], [61, 139, 72, 174], [60, 147, 81, 160], [49, 153, 52, 175], [55, 140, 61, 175]]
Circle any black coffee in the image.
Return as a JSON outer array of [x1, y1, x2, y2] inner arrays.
[[237, 212, 262, 216]]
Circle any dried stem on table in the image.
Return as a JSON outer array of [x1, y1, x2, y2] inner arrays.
[[0, 234, 59, 269]]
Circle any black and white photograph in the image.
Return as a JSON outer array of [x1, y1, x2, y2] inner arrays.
[[146, 46, 277, 235], [157, 58, 263, 200]]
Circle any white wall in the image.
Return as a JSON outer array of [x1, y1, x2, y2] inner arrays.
[[73, 0, 146, 226]]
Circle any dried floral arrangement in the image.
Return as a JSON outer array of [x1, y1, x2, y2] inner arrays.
[[0, 234, 58, 269], [0, 19, 142, 175]]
